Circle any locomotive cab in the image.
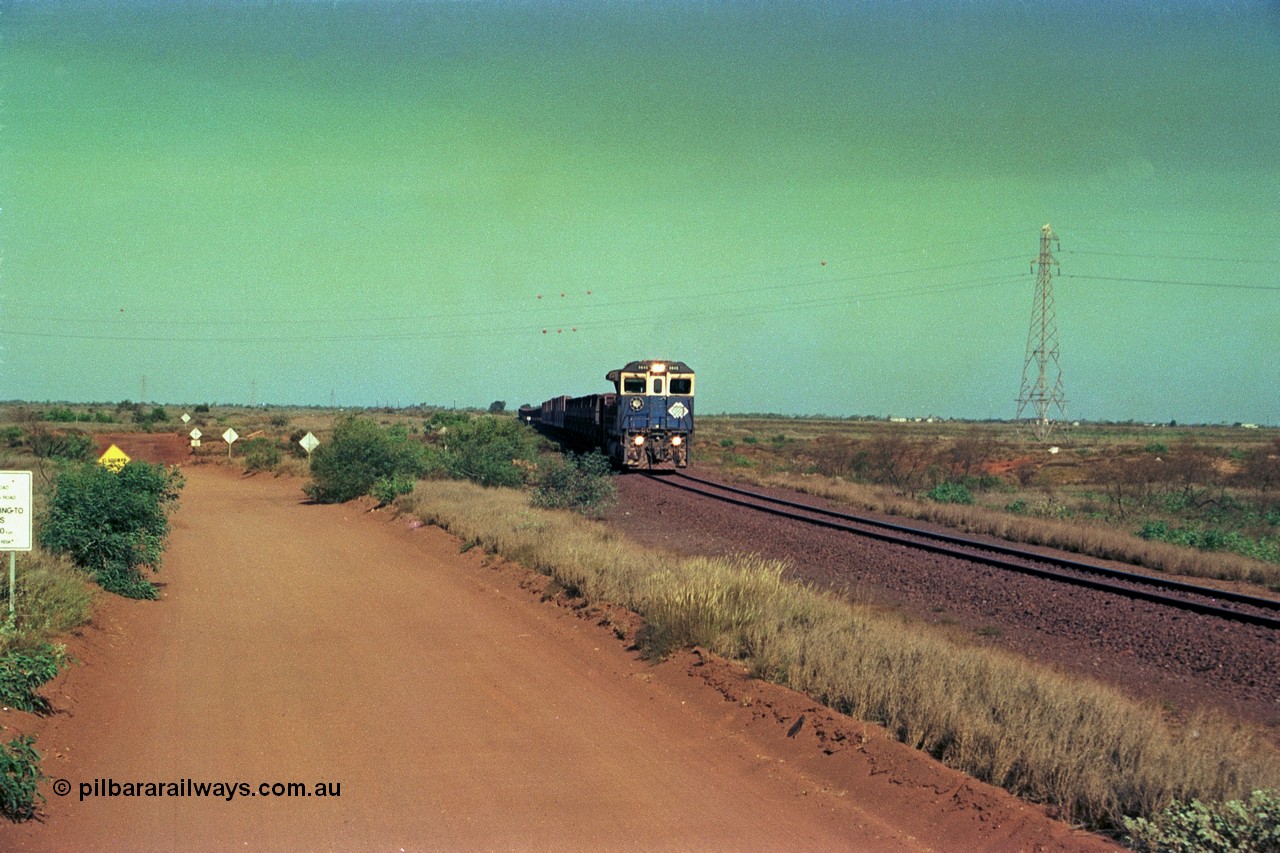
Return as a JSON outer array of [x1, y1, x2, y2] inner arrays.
[[604, 360, 695, 469]]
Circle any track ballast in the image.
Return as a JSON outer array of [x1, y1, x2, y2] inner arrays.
[[655, 471, 1280, 631]]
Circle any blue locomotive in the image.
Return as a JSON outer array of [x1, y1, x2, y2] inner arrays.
[[537, 360, 695, 469]]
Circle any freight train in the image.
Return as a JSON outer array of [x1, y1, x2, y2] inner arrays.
[[531, 360, 695, 469]]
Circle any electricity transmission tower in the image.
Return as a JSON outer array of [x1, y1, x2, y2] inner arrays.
[[1015, 224, 1068, 441]]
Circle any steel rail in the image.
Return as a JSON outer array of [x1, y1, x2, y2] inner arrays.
[[657, 472, 1280, 631]]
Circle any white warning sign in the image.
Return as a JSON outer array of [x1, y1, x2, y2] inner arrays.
[[0, 471, 33, 552]]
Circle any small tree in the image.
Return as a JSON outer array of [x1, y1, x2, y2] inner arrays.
[[306, 416, 428, 503], [441, 416, 540, 488], [488, 400, 507, 414]]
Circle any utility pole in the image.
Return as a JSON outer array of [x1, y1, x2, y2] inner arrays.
[[1015, 224, 1068, 441]]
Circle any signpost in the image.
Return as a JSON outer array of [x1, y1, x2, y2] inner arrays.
[[222, 427, 239, 458], [0, 471, 33, 616], [190, 427, 202, 448]]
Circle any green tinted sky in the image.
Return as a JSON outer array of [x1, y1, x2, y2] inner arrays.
[[2, 0, 1277, 422]]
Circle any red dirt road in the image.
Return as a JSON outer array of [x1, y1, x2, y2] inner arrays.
[[1, 467, 1113, 851]]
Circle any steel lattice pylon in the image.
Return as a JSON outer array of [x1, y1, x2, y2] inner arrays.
[[1015, 224, 1068, 441]]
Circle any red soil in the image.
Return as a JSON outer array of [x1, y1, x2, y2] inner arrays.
[[0, 467, 1113, 851]]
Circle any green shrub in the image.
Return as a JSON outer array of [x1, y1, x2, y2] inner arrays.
[[1123, 789, 1280, 852], [532, 451, 617, 517], [925, 481, 974, 504], [306, 416, 428, 503], [241, 437, 282, 473], [370, 474, 417, 506], [426, 411, 471, 431], [0, 644, 67, 713], [439, 416, 540, 488], [40, 461, 184, 599], [1138, 521, 1280, 563], [0, 735, 44, 822]]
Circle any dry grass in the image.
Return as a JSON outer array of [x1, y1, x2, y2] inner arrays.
[[751, 472, 1280, 589], [693, 416, 1280, 591], [0, 548, 96, 656], [398, 479, 1280, 833]]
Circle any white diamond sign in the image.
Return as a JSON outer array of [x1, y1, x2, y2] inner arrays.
[[181, 413, 191, 424], [299, 431, 319, 455], [222, 428, 238, 444], [189, 428, 202, 440]]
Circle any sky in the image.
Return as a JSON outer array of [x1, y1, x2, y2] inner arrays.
[[2, 0, 1277, 423]]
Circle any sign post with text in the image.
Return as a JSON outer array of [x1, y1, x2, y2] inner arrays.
[[0, 471, 33, 616]]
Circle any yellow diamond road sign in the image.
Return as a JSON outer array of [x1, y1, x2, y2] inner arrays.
[[98, 444, 131, 472]]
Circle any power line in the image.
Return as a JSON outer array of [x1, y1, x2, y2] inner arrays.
[[1062, 274, 1280, 291], [3, 253, 1027, 331], [1065, 249, 1280, 265], [1056, 224, 1269, 242], [0, 274, 1027, 346]]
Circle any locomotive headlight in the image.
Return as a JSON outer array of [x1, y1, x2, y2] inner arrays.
[[632, 435, 646, 446], [651, 363, 666, 373], [671, 435, 683, 446]]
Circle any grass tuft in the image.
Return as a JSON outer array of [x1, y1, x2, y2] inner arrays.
[[398, 479, 1280, 834]]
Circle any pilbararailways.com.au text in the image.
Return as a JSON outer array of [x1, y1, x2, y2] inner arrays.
[[61, 778, 341, 802]]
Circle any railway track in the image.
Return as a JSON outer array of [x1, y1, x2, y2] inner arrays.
[[653, 471, 1280, 631]]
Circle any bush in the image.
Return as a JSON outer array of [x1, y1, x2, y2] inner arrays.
[[241, 437, 282, 473], [306, 416, 428, 503], [370, 474, 417, 506], [532, 451, 617, 517], [439, 416, 541, 488], [1137, 521, 1280, 563], [1123, 789, 1280, 852], [925, 481, 974, 505], [40, 462, 184, 599], [0, 735, 44, 822], [0, 644, 67, 713]]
